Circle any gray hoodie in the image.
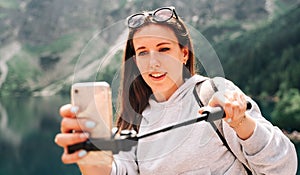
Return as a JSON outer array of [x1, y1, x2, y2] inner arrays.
[[111, 75, 297, 175]]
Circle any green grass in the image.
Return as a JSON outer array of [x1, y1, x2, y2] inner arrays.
[[0, 0, 18, 9], [0, 49, 42, 96], [273, 0, 296, 17], [24, 34, 77, 55], [10, 52, 41, 80], [0, 13, 7, 19]]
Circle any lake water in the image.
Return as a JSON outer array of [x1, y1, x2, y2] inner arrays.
[[0, 96, 299, 174], [0, 95, 81, 175]]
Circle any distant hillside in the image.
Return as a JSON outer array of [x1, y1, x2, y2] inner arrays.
[[0, 0, 299, 96], [216, 4, 300, 97]]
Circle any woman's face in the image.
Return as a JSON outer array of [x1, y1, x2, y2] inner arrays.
[[132, 24, 189, 101]]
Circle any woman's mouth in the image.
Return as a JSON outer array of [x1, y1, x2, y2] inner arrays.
[[149, 72, 167, 81]]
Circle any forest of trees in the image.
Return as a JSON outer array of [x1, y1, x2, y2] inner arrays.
[[214, 5, 300, 130]]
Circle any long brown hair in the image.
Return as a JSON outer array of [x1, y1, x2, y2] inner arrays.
[[116, 13, 196, 132]]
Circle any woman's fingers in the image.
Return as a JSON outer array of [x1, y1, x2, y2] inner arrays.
[[60, 117, 80, 133], [207, 90, 247, 123], [55, 132, 89, 147], [60, 117, 97, 133], [56, 104, 99, 164], [208, 91, 230, 113], [198, 91, 227, 115], [198, 108, 204, 114], [60, 104, 78, 118], [55, 132, 89, 164], [61, 148, 88, 164], [54, 132, 89, 164]]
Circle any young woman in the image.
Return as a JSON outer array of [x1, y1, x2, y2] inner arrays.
[[55, 6, 297, 175]]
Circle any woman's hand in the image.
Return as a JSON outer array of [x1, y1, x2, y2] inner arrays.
[[208, 90, 247, 127], [54, 104, 93, 164], [55, 104, 113, 175], [199, 90, 256, 140]]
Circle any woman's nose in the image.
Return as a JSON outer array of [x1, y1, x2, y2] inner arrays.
[[149, 51, 160, 69]]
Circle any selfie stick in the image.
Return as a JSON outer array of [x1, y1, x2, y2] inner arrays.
[[68, 103, 251, 154]]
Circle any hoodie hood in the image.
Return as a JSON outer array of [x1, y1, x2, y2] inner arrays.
[[137, 74, 216, 164]]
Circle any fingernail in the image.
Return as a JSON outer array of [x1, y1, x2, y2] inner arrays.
[[70, 106, 79, 114], [85, 121, 96, 128], [226, 118, 232, 123], [78, 150, 87, 157], [80, 133, 89, 139]]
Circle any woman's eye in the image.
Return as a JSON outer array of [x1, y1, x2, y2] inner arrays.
[[137, 51, 148, 56], [159, 47, 170, 52]]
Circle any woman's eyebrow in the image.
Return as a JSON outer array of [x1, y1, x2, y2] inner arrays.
[[156, 42, 171, 47], [136, 46, 146, 51], [135, 42, 171, 51]]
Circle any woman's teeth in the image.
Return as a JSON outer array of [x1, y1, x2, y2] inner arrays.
[[151, 73, 165, 78]]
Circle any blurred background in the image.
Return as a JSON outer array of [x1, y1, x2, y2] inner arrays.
[[0, 0, 299, 174]]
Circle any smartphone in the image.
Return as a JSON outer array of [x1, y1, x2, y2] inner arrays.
[[71, 82, 112, 139]]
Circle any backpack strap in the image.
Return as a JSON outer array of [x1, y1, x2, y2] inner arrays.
[[193, 78, 252, 175], [192, 82, 204, 107]]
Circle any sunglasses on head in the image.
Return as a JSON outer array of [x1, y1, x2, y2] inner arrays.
[[127, 6, 178, 29]]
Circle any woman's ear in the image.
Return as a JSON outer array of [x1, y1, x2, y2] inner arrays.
[[182, 47, 189, 64]]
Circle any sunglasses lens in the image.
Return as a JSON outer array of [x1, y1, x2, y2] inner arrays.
[[128, 14, 145, 28], [153, 8, 173, 22]]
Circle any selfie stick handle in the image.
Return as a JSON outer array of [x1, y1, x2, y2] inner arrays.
[[68, 102, 251, 154], [68, 137, 138, 154]]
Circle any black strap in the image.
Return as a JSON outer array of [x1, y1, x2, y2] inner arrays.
[[193, 79, 252, 175], [193, 82, 204, 107], [209, 78, 219, 92]]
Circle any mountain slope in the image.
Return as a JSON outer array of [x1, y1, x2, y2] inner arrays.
[[0, 0, 298, 96], [216, 4, 300, 96]]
